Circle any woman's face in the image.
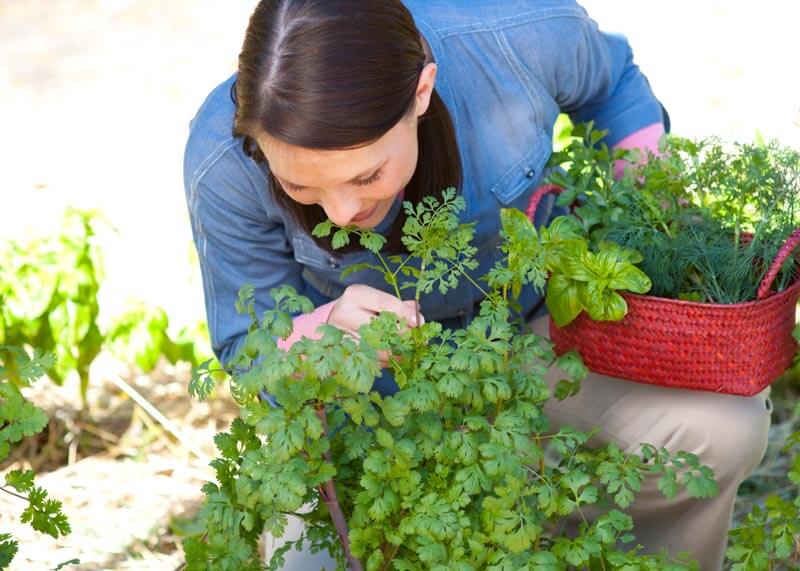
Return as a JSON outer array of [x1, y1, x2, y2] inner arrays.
[[258, 63, 437, 229]]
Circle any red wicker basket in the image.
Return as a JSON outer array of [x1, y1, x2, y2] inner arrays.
[[527, 184, 800, 396]]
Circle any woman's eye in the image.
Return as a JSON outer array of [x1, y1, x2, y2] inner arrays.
[[354, 170, 382, 187], [282, 182, 305, 192]]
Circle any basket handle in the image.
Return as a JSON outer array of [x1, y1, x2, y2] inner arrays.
[[758, 228, 800, 300], [525, 184, 564, 222]]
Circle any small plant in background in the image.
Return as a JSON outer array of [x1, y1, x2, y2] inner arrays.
[[0, 347, 77, 570], [0, 209, 104, 406], [106, 304, 206, 374], [184, 190, 719, 570], [0, 208, 206, 408]]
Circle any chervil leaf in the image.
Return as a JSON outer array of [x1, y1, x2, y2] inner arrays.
[[312, 219, 333, 238], [20, 487, 71, 538], [332, 228, 350, 249], [0, 533, 19, 569], [5, 469, 36, 493]]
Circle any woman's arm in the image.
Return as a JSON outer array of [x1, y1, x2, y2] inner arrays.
[[516, 3, 665, 146], [185, 143, 307, 365]]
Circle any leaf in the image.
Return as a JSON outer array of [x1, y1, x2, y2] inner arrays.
[[235, 283, 256, 316], [657, 471, 679, 498], [607, 264, 652, 294], [340, 262, 378, 280], [359, 231, 387, 254], [683, 468, 719, 499], [5, 469, 35, 493], [455, 464, 491, 495], [0, 533, 18, 569], [554, 351, 588, 382], [546, 273, 583, 327], [332, 228, 350, 250], [20, 487, 71, 538], [312, 219, 333, 238], [0, 384, 49, 455]]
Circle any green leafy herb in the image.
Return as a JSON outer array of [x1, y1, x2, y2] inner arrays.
[[185, 191, 719, 570]]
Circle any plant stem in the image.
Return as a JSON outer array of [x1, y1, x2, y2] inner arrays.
[[460, 270, 490, 298], [376, 252, 402, 299], [0, 486, 29, 502], [380, 542, 401, 571], [314, 404, 363, 571]]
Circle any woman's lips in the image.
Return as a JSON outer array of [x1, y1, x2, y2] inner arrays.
[[351, 202, 379, 222]]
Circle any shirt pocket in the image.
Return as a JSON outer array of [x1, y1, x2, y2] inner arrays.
[[291, 233, 342, 272], [489, 135, 552, 205], [291, 233, 374, 275]]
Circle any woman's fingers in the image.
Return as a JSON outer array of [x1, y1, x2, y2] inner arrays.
[[355, 286, 421, 327], [327, 284, 425, 335]]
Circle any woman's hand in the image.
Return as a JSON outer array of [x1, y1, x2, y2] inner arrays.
[[328, 284, 423, 335], [327, 284, 424, 366]]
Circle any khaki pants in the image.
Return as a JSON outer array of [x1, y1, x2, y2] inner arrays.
[[528, 314, 772, 570]]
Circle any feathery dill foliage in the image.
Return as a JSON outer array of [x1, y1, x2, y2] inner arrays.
[[548, 125, 800, 303], [185, 189, 717, 570]]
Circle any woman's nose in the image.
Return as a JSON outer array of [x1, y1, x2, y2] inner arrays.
[[322, 194, 362, 226]]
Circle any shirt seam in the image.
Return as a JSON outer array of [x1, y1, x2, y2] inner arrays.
[[434, 7, 586, 39], [492, 30, 539, 121], [188, 138, 242, 196]]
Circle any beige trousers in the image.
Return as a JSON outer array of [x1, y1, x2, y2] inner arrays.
[[528, 314, 773, 570]]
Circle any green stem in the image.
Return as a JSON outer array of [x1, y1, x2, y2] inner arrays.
[[373, 251, 401, 298], [461, 271, 490, 298], [0, 486, 29, 502]]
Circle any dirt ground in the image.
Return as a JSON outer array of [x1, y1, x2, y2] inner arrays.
[[1, 0, 798, 569]]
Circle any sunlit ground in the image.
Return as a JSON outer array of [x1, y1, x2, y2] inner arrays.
[[0, 1, 798, 568]]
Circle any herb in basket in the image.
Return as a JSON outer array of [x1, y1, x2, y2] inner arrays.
[[544, 123, 800, 315], [532, 123, 800, 395]]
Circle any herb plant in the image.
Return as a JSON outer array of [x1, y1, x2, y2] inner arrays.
[[545, 124, 800, 309], [725, 400, 800, 570], [185, 190, 718, 570], [0, 346, 77, 570]]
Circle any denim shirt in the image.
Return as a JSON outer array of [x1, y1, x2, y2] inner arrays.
[[183, 0, 664, 366]]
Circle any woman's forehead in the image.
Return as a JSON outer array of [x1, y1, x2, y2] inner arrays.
[[258, 123, 407, 183]]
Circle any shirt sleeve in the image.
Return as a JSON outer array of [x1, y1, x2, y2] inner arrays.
[[184, 145, 306, 365], [524, 5, 664, 146], [276, 300, 337, 351]]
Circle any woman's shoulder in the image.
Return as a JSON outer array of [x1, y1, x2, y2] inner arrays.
[[184, 74, 249, 189], [183, 74, 271, 199], [404, 0, 585, 36]]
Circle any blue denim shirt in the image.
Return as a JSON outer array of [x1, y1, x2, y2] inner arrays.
[[183, 0, 664, 366]]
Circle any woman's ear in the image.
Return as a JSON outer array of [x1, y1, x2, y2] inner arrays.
[[414, 62, 437, 117]]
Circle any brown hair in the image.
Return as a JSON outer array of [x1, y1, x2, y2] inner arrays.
[[232, 0, 461, 253]]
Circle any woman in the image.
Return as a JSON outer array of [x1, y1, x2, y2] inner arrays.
[[183, 1, 771, 568]]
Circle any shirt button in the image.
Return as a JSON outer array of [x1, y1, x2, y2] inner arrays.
[[525, 167, 535, 179]]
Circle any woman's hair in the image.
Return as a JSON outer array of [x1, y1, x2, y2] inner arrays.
[[232, 0, 462, 253]]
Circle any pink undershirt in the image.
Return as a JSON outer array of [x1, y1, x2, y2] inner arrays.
[[277, 122, 665, 350]]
